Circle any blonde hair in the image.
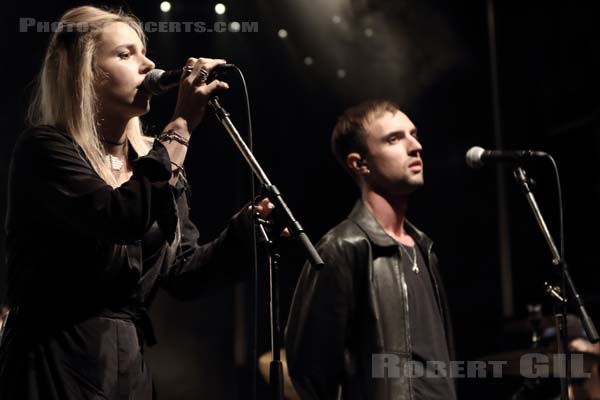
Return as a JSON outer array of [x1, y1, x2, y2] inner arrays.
[[27, 6, 152, 188]]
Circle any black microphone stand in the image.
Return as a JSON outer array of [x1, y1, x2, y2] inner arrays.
[[512, 167, 599, 400], [208, 96, 324, 400], [208, 96, 323, 269], [255, 217, 285, 400]]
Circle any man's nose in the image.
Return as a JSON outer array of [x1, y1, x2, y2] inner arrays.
[[409, 135, 423, 155]]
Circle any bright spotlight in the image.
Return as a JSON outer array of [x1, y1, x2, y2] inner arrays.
[[304, 56, 314, 66], [337, 69, 346, 79], [215, 3, 226, 15], [278, 29, 288, 39], [160, 1, 172, 13]]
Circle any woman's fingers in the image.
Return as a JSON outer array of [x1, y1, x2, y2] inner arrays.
[[246, 199, 290, 237], [202, 80, 229, 95], [252, 199, 290, 236], [171, 57, 229, 130], [185, 57, 227, 86]]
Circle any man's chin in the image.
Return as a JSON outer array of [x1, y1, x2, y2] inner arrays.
[[408, 176, 424, 189], [402, 179, 424, 195], [377, 181, 423, 198]]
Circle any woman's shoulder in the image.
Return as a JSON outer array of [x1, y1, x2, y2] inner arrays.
[[11, 125, 80, 165], [20, 124, 72, 141], [16, 124, 74, 150]]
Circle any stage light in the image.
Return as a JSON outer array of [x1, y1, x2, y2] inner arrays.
[[160, 1, 171, 13], [278, 29, 288, 39], [229, 21, 241, 32], [215, 3, 226, 15], [304, 56, 314, 66], [337, 69, 346, 79]]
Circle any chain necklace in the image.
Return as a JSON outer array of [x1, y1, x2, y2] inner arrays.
[[400, 244, 419, 273]]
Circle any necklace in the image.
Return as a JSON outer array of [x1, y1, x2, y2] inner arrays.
[[101, 139, 127, 171], [105, 154, 124, 171], [400, 244, 419, 273]]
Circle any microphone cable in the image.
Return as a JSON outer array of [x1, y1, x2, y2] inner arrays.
[[219, 65, 259, 400], [544, 155, 564, 262]]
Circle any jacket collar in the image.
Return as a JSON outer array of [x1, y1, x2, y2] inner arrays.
[[348, 200, 433, 251]]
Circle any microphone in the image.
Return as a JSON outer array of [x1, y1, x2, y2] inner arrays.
[[143, 64, 236, 95], [465, 146, 548, 168]]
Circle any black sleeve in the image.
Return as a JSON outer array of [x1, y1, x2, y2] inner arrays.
[[159, 193, 254, 300], [285, 235, 356, 400], [14, 127, 177, 244]]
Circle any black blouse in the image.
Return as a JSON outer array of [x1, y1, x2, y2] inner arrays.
[[0, 125, 253, 399]]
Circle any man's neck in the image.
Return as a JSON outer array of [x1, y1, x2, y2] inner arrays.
[[362, 189, 414, 245]]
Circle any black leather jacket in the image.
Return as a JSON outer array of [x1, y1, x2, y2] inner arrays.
[[285, 201, 455, 400]]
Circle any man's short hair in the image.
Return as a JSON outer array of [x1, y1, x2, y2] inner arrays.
[[331, 99, 401, 176]]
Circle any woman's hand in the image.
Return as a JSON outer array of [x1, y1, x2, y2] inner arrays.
[[171, 57, 229, 131], [252, 198, 291, 237]]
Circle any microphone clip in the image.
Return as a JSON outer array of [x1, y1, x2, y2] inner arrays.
[[513, 167, 536, 193]]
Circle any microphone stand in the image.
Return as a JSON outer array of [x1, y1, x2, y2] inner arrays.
[[208, 96, 323, 269], [255, 217, 284, 400], [512, 167, 599, 400], [208, 96, 324, 400]]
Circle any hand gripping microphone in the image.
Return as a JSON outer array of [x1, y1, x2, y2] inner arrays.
[[142, 64, 235, 95]]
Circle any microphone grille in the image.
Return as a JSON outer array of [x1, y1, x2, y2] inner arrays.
[[143, 69, 165, 95], [465, 146, 485, 168]]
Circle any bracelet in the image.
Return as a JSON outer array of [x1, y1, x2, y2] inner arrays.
[[158, 129, 190, 147]]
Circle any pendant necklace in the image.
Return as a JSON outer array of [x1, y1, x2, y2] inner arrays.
[[400, 244, 419, 273]]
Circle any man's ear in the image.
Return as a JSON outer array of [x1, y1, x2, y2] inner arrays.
[[347, 152, 369, 175]]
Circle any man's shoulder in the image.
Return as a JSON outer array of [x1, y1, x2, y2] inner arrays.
[[317, 217, 369, 253], [309, 218, 371, 276]]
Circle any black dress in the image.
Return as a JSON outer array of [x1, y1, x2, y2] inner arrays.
[[0, 126, 253, 399]]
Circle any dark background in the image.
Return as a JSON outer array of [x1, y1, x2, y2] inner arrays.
[[4, 0, 600, 399]]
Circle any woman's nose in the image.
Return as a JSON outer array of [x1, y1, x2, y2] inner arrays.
[[141, 56, 155, 73]]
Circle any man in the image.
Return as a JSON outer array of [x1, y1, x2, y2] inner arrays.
[[285, 100, 456, 400]]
